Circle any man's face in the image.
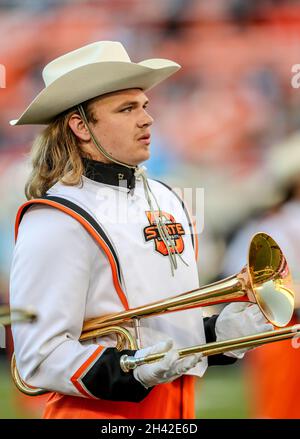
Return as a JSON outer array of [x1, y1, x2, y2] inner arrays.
[[88, 88, 153, 166]]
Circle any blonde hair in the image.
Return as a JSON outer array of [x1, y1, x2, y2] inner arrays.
[[25, 101, 97, 200]]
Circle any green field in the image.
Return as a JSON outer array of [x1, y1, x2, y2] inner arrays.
[[0, 358, 249, 419], [196, 362, 250, 418], [0, 360, 42, 418]]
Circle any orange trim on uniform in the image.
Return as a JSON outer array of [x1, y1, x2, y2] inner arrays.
[[71, 345, 104, 398], [15, 199, 129, 310]]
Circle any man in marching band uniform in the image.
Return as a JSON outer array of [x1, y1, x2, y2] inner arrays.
[[9, 41, 272, 418]]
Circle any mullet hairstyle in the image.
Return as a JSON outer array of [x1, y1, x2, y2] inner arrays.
[[25, 98, 98, 200]]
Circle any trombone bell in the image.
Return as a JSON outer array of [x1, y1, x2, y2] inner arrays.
[[247, 233, 294, 327]]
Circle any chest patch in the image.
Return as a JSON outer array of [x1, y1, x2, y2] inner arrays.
[[143, 211, 185, 256]]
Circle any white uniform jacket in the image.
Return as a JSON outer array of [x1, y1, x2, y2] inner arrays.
[[10, 159, 234, 401]]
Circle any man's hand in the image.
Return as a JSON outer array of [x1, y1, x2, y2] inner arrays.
[[133, 339, 202, 389], [215, 303, 274, 359]]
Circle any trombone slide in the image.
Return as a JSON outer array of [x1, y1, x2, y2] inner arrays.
[[120, 324, 300, 372]]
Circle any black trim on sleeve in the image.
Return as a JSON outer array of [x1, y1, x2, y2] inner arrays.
[[81, 348, 153, 402], [204, 315, 237, 366]]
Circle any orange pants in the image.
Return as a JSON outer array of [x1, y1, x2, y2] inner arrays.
[[246, 317, 300, 418], [43, 375, 195, 419]]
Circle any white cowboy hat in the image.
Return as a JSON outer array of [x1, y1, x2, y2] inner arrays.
[[10, 40, 180, 126]]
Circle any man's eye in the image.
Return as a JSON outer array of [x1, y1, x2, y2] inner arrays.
[[121, 107, 132, 112]]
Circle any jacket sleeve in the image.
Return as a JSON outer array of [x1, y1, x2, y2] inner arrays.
[[10, 204, 151, 401], [204, 315, 237, 366]]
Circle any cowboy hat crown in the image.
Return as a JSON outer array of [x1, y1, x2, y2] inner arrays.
[[10, 40, 180, 126]]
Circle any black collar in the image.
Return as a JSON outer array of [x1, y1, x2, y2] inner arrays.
[[83, 158, 136, 190]]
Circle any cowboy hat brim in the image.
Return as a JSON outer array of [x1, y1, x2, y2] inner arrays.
[[10, 59, 180, 126]]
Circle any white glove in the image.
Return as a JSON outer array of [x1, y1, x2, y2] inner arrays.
[[215, 303, 274, 359], [133, 339, 202, 389]]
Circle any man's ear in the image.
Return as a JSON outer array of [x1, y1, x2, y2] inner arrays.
[[68, 113, 91, 142]]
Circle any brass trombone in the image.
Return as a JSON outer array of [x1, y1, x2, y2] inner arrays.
[[11, 232, 296, 394]]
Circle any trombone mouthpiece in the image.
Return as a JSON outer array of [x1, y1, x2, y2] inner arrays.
[[120, 354, 147, 372], [120, 354, 138, 373]]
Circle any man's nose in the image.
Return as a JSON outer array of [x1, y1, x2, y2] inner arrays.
[[137, 111, 154, 128]]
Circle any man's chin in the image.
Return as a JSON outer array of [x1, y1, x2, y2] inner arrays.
[[130, 153, 150, 167]]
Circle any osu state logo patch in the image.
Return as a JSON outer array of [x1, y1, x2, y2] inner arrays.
[[143, 211, 185, 256]]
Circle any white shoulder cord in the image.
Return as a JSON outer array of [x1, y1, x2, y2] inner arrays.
[[77, 105, 188, 276], [135, 166, 189, 276]]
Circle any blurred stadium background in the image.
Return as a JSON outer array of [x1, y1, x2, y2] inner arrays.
[[1, 0, 300, 418]]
